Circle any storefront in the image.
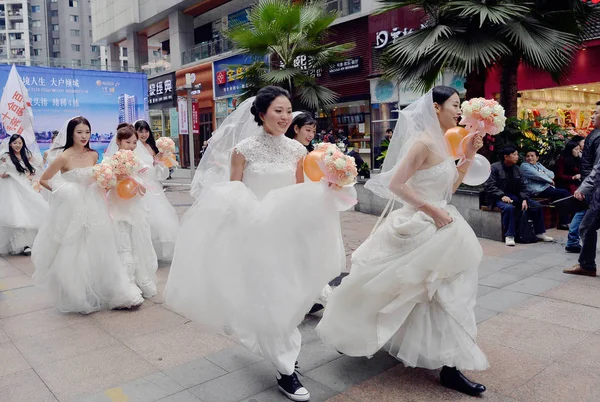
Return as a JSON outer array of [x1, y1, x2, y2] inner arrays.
[[316, 16, 372, 164], [485, 39, 600, 134], [212, 53, 268, 127], [175, 62, 214, 168], [147, 72, 178, 149]]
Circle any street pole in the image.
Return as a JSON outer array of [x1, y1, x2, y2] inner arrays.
[[186, 89, 195, 179]]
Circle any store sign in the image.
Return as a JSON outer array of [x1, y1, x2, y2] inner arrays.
[[290, 55, 322, 78], [329, 57, 362, 75], [148, 72, 176, 106], [374, 24, 426, 49], [213, 54, 268, 99], [177, 96, 188, 135]]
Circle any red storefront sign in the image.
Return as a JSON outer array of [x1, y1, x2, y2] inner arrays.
[[192, 99, 199, 134]]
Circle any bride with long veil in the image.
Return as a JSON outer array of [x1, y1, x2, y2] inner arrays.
[[316, 86, 489, 397]]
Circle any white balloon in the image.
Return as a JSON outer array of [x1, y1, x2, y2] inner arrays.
[[462, 154, 491, 186]]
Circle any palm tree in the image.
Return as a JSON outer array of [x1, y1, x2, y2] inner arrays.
[[378, 0, 598, 117], [227, 0, 354, 110]]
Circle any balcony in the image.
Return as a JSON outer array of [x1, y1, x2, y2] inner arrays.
[[325, 0, 361, 17], [141, 54, 171, 77], [181, 37, 233, 66]]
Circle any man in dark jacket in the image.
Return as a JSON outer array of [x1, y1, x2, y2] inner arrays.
[[484, 146, 552, 246], [564, 101, 600, 277]]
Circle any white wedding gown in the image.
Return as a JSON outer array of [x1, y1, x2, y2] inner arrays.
[[32, 167, 144, 314], [137, 149, 179, 261], [165, 131, 348, 374], [317, 159, 489, 371], [0, 155, 49, 254], [107, 178, 158, 299]]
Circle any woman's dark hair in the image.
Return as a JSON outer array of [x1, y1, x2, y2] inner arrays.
[[6, 134, 35, 175], [432, 85, 459, 105], [561, 139, 582, 173], [285, 112, 317, 151], [572, 135, 585, 144], [499, 145, 518, 159], [116, 124, 138, 142], [250, 86, 291, 126], [64, 116, 92, 152], [134, 120, 159, 155], [526, 149, 539, 157], [116, 122, 130, 130]]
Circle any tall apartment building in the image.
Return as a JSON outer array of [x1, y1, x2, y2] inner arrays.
[[0, 0, 100, 68]]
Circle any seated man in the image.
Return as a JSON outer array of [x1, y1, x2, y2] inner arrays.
[[484, 146, 554, 246], [521, 149, 572, 230]]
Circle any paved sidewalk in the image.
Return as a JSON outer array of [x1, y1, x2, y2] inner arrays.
[[1, 189, 600, 401]]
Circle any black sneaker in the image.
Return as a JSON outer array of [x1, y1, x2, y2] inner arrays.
[[22, 246, 31, 256], [277, 372, 310, 401], [308, 303, 324, 314], [565, 245, 582, 253]]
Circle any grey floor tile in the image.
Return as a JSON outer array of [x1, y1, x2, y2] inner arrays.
[[296, 339, 344, 373], [157, 390, 202, 402], [163, 357, 227, 389], [534, 266, 573, 283], [304, 351, 399, 392], [205, 345, 263, 373], [479, 273, 523, 288], [241, 375, 338, 402], [475, 306, 500, 324], [477, 285, 497, 298], [503, 277, 563, 296], [503, 249, 547, 261], [189, 360, 276, 402], [501, 261, 552, 277], [476, 289, 535, 313], [76, 373, 183, 402]]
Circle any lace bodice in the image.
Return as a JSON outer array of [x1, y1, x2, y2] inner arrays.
[[407, 158, 456, 204], [61, 167, 94, 186], [235, 131, 307, 199]]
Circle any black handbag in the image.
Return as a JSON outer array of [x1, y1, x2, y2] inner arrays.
[[516, 210, 538, 244]]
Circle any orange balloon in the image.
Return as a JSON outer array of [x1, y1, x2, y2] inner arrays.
[[444, 127, 469, 159], [304, 150, 325, 182], [117, 178, 138, 199]]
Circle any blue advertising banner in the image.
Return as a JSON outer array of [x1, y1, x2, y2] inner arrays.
[[0, 65, 147, 160], [213, 54, 268, 100]]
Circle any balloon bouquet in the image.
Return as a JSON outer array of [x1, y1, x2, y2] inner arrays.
[[445, 98, 506, 186], [93, 149, 144, 199]]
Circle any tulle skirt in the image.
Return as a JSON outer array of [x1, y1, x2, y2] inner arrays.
[[0, 173, 48, 254], [32, 180, 143, 314], [109, 192, 158, 298], [165, 181, 347, 356], [316, 202, 489, 371], [142, 177, 178, 261]]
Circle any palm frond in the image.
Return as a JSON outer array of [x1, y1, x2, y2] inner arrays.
[[446, 1, 530, 27]]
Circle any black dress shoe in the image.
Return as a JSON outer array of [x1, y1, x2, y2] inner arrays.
[[558, 224, 570, 231], [440, 366, 486, 397], [565, 245, 582, 253]]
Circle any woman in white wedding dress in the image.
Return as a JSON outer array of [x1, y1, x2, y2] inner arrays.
[[32, 116, 144, 314], [316, 86, 489, 397], [133, 120, 179, 261], [165, 86, 352, 402], [104, 124, 158, 299], [0, 134, 48, 255]]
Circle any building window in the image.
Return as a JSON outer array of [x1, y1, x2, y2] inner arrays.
[[69, 0, 79, 7], [10, 33, 22, 40], [32, 5, 41, 12], [91, 59, 100, 66], [51, 0, 58, 2], [91, 45, 98, 52], [32, 20, 41, 28], [89, 30, 92, 38], [72, 44, 80, 51], [53, 51, 60, 58], [53, 38, 60, 45], [72, 59, 82, 67], [33, 49, 41, 56], [70, 29, 80, 37], [122, 47, 127, 57], [122, 60, 128, 70], [89, 16, 92, 23], [69, 15, 79, 22], [51, 10, 58, 17], [33, 34, 42, 42], [52, 24, 59, 31]]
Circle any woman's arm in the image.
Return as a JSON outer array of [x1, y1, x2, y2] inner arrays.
[[296, 159, 304, 184], [452, 134, 483, 192], [230, 150, 245, 182], [40, 154, 65, 190]]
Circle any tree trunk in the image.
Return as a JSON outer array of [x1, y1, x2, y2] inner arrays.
[[499, 57, 520, 118], [464, 69, 487, 99]]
